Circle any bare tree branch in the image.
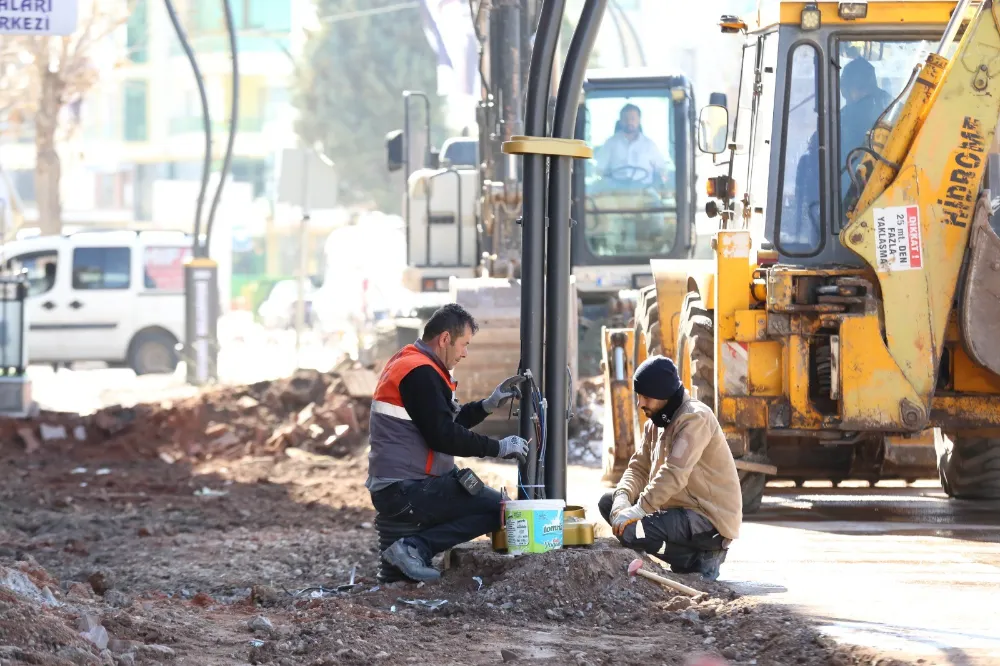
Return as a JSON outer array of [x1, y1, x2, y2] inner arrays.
[[0, 0, 135, 234]]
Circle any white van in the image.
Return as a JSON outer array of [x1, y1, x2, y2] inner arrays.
[[2, 229, 192, 374]]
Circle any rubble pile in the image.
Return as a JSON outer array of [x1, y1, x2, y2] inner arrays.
[[1, 362, 378, 465], [0, 558, 186, 666]]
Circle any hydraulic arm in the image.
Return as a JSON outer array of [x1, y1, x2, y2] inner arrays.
[[840, 0, 1000, 429]]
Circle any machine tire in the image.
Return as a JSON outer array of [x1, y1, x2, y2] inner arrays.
[[634, 285, 662, 358], [738, 458, 767, 514], [128, 330, 179, 376], [675, 290, 767, 514], [937, 434, 1000, 499], [676, 292, 715, 409]]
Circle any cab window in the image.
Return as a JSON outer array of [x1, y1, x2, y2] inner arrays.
[[583, 89, 678, 258], [7, 251, 58, 297], [837, 39, 937, 209], [776, 43, 822, 256], [73, 247, 131, 290], [745, 34, 778, 220]]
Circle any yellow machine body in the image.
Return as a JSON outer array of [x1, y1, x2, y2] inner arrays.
[[602, 0, 1000, 507]]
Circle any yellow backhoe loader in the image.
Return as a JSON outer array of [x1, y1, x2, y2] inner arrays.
[[602, 0, 1000, 512]]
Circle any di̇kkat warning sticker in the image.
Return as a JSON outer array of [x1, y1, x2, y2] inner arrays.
[[873, 205, 923, 272]]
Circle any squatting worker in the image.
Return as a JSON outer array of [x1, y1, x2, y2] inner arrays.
[[599, 355, 742, 581], [367, 303, 530, 582]]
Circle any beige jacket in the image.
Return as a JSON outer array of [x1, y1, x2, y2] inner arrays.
[[616, 395, 742, 540]]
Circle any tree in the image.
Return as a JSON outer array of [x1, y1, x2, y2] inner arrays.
[[293, 0, 445, 213], [0, 0, 132, 236]]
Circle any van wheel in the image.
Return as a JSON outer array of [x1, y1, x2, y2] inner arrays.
[[129, 331, 179, 375]]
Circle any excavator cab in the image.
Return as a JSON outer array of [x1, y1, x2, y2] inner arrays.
[[572, 71, 698, 376], [575, 74, 691, 265], [572, 72, 697, 279], [604, 0, 1000, 510]]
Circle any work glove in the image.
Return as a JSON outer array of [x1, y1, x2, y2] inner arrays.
[[609, 490, 632, 522], [612, 502, 647, 537], [483, 375, 523, 414], [497, 435, 529, 465]]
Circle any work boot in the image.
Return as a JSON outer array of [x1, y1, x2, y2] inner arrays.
[[699, 549, 727, 582], [382, 539, 440, 582]]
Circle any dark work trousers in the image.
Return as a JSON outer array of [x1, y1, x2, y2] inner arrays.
[[598, 492, 727, 575], [370, 468, 503, 564]]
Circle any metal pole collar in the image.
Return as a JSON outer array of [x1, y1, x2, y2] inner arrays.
[[502, 135, 593, 159]]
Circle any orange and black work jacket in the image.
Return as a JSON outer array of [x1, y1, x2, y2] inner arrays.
[[367, 340, 501, 482]]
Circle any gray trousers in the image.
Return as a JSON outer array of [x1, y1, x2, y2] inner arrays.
[[598, 492, 727, 575]]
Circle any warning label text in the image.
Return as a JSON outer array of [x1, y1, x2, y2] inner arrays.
[[873, 205, 923, 272]]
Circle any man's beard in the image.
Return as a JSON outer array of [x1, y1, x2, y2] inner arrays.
[[641, 407, 653, 417]]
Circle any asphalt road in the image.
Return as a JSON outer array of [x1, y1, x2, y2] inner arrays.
[[470, 460, 1000, 666], [730, 482, 1000, 666]]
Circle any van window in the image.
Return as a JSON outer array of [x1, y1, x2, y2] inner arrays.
[[72, 247, 131, 290], [143, 246, 190, 290], [7, 251, 58, 297]]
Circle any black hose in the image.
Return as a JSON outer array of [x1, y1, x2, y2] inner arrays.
[[163, 0, 212, 257], [205, 0, 240, 254], [518, 0, 567, 499], [544, 0, 607, 501]]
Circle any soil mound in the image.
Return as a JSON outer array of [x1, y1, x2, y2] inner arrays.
[[1, 364, 377, 466]]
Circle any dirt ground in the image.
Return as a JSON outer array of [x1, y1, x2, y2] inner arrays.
[[0, 373, 919, 666]]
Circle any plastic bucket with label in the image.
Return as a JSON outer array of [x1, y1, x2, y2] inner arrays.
[[502, 499, 566, 554]]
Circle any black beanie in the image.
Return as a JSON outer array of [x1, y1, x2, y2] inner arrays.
[[633, 355, 683, 400]]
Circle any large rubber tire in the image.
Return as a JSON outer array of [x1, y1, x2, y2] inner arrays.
[[675, 292, 715, 410], [674, 291, 766, 514], [634, 284, 662, 358], [737, 457, 767, 514], [937, 434, 1000, 499], [128, 330, 179, 376]]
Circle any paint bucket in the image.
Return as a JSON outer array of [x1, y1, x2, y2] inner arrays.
[[502, 499, 566, 554]]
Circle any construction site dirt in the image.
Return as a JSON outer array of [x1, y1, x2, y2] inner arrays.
[[0, 371, 969, 666]]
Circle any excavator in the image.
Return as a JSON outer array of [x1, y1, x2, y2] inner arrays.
[[602, 0, 1000, 512], [379, 0, 703, 430]]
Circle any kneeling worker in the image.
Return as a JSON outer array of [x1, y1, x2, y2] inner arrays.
[[600, 355, 742, 580], [367, 303, 529, 582]]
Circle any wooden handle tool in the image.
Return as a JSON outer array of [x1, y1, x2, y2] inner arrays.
[[628, 558, 701, 597]]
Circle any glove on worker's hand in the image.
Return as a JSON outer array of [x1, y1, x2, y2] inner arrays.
[[483, 375, 523, 414], [612, 502, 646, 537], [609, 490, 632, 522], [497, 435, 529, 465]]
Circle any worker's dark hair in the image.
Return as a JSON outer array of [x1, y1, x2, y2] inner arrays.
[[620, 103, 641, 117], [422, 303, 479, 343], [841, 57, 877, 94]]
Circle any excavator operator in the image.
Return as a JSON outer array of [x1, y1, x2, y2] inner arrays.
[[596, 103, 672, 187], [839, 56, 893, 194], [600, 355, 742, 581]]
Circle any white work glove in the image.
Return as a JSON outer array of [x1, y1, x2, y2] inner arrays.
[[610, 490, 632, 522], [497, 435, 529, 464], [483, 375, 523, 414], [612, 502, 647, 537]]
